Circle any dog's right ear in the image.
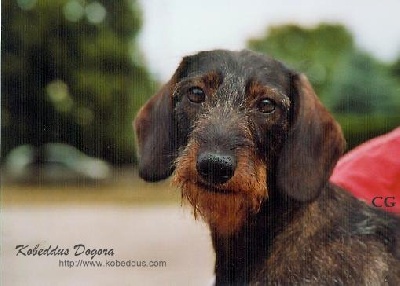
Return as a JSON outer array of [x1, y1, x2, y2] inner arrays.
[[133, 79, 177, 181], [134, 57, 192, 182]]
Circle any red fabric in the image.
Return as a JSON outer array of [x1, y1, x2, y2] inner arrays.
[[330, 127, 400, 215]]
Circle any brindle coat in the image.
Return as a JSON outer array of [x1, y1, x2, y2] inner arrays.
[[134, 50, 400, 285]]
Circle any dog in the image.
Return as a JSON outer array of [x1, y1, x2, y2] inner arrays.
[[134, 50, 400, 285]]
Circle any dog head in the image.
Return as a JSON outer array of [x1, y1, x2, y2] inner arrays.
[[134, 50, 345, 235]]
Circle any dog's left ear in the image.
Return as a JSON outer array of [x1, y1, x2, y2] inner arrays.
[[277, 73, 345, 202]]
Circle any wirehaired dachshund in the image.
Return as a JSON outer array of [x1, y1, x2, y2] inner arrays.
[[134, 50, 400, 285]]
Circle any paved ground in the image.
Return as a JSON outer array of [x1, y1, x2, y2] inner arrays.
[[2, 205, 215, 286]]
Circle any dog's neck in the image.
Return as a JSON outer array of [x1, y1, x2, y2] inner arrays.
[[210, 191, 308, 285]]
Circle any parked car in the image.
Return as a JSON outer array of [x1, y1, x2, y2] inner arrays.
[[3, 143, 111, 184]]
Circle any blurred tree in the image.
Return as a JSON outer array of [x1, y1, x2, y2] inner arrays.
[[248, 24, 354, 101], [2, 0, 155, 164], [328, 52, 400, 115], [391, 56, 400, 80]]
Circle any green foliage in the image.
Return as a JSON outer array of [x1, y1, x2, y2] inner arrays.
[[248, 23, 400, 149], [2, 0, 155, 164], [327, 52, 400, 115], [336, 114, 399, 151], [248, 24, 354, 101], [391, 56, 400, 81]]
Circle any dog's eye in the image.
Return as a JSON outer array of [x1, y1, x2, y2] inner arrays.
[[257, 98, 276, 113], [187, 87, 205, 103]]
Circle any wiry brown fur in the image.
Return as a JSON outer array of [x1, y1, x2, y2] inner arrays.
[[173, 141, 267, 235], [134, 50, 400, 285], [248, 186, 400, 285]]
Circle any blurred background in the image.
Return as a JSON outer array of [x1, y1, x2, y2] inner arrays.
[[1, 0, 399, 285]]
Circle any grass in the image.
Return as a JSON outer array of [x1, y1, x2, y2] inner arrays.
[[1, 168, 181, 206]]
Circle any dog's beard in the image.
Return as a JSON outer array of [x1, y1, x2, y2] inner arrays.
[[172, 142, 268, 236]]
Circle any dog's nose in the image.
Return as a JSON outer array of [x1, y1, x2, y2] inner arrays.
[[196, 152, 236, 184]]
